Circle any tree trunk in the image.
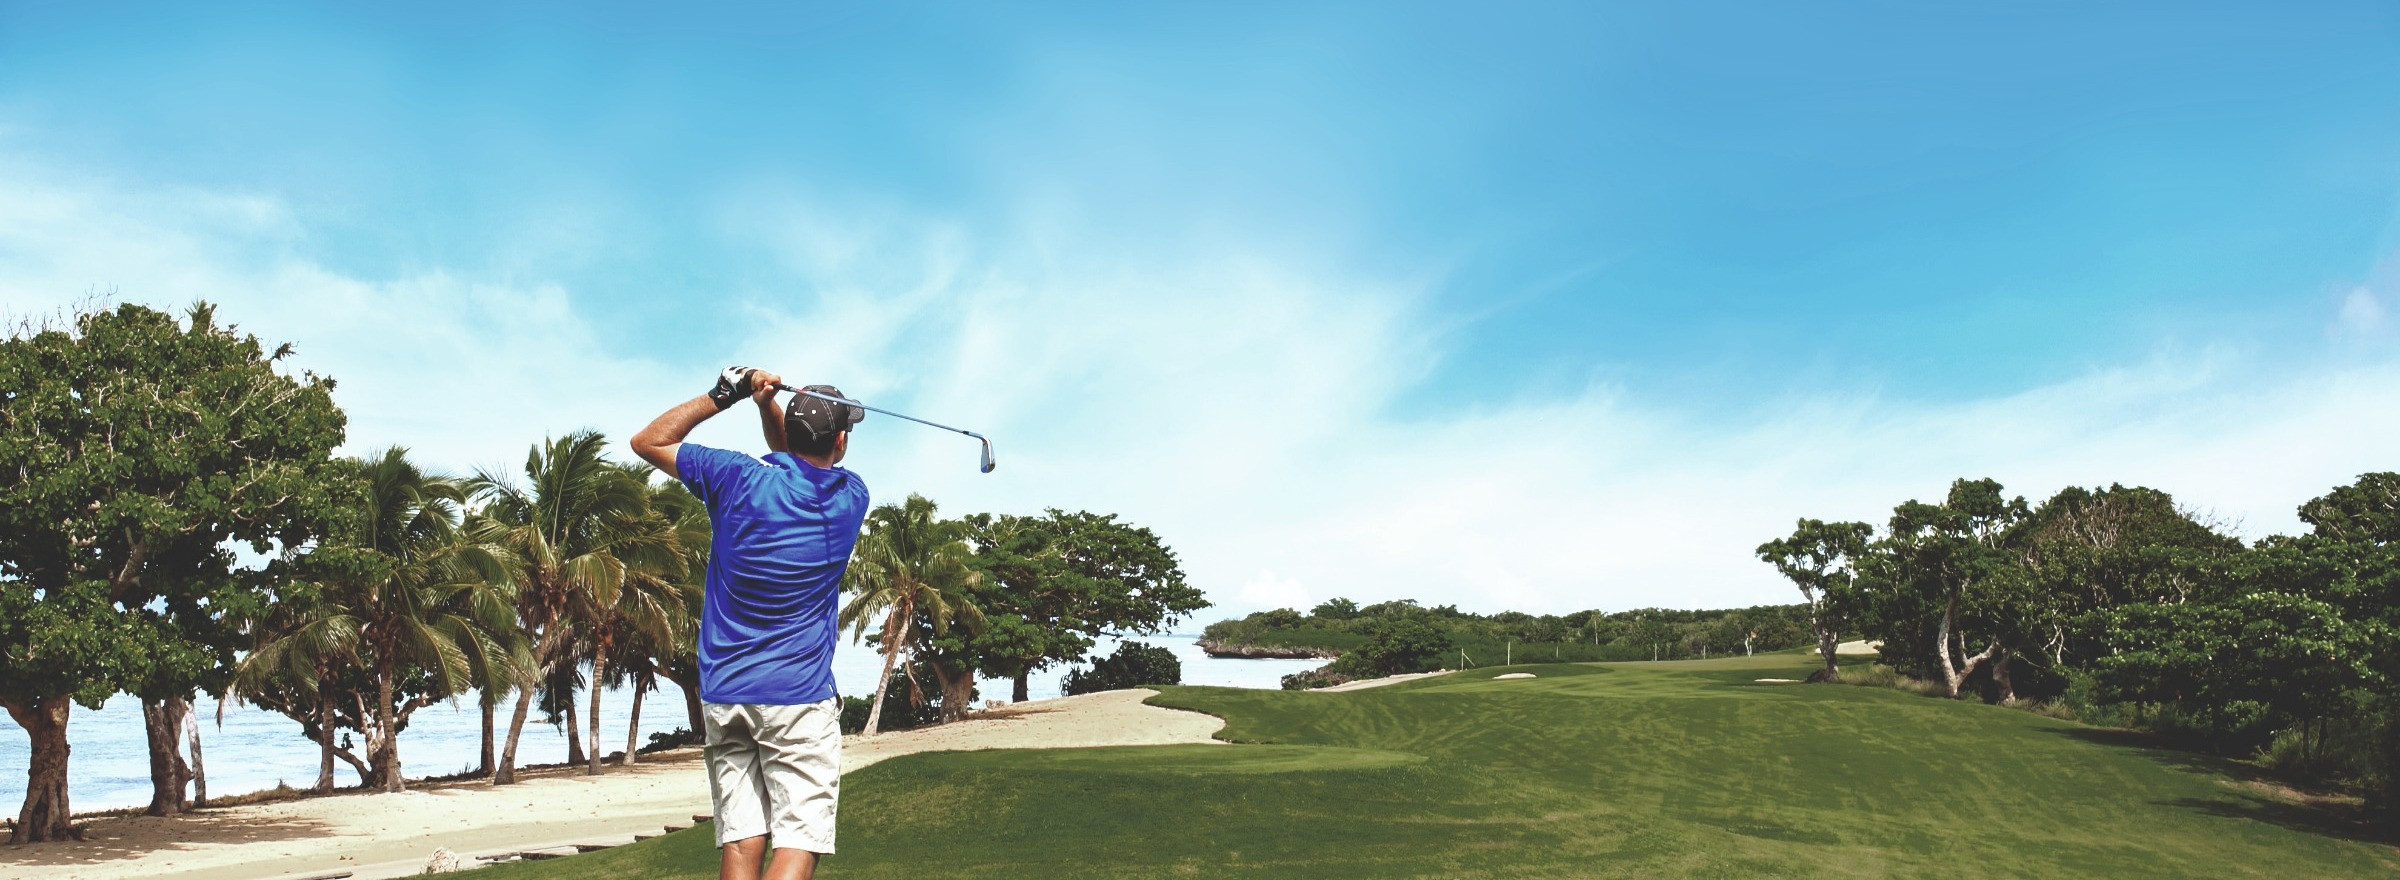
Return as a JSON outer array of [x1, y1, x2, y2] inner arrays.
[[586, 655, 606, 776], [373, 655, 404, 792], [497, 683, 537, 786], [1012, 670, 1030, 704], [565, 689, 586, 768], [141, 695, 194, 816], [478, 698, 496, 777], [185, 711, 206, 807], [6, 697, 78, 843], [314, 668, 337, 793], [625, 680, 646, 767], [680, 677, 704, 737], [864, 604, 907, 737], [1992, 651, 2018, 704], [1933, 597, 2005, 699], [1817, 624, 1840, 679], [933, 661, 975, 723]]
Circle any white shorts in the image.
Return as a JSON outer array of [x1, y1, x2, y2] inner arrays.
[[702, 699, 841, 853]]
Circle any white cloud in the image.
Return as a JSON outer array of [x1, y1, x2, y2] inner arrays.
[[2337, 284, 2388, 338], [8, 161, 2400, 627]]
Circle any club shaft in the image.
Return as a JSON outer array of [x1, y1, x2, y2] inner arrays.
[[774, 384, 987, 440]]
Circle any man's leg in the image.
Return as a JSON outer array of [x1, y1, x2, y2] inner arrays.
[[721, 836, 769, 880], [763, 847, 819, 880], [756, 699, 841, 878], [704, 704, 774, 880]]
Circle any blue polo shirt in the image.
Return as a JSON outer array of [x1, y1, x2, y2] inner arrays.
[[676, 443, 868, 705]]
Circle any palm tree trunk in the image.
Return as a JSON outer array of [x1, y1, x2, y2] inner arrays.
[[375, 654, 404, 793], [564, 687, 585, 766], [497, 682, 537, 785], [316, 675, 337, 792], [478, 698, 496, 777], [864, 604, 908, 736], [680, 677, 703, 737], [625, 680, 646, 767], [586, 655, 606, 776]]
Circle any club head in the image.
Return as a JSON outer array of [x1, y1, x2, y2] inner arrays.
[[977, 436, 996, 473]]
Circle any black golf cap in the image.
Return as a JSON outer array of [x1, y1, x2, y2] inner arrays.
[[785, 384, 865, 442]]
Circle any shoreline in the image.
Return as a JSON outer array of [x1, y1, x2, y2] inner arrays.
[[0, 689, 1220, 880]]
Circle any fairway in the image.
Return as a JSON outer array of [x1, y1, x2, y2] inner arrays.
[[480, 655, 2400, 879]]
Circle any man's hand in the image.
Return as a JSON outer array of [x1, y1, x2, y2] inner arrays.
[[748, 369, 784, 407], [708, 366, 760, 410]]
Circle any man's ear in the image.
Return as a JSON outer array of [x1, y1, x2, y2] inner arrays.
[[831, 431, 849, 464]]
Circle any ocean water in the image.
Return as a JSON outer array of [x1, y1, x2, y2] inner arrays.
[[0, 635, 1322, 812]]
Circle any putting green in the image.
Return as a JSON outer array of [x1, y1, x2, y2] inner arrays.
[[479, 654, 2400, 878]]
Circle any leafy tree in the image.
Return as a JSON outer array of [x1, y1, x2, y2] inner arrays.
[[959, 510, 1205, 702], [1756, 518, 1875, 679], [2092, 591, 2381, 754], [2001, 484, 2239, 699], [0, 303, 345, 838], [1062, 642, 1184, 695], [2297, 473, 2400, 543], [1332, 614, 1454, 677], [1867, 478, 2029, 698], [1312, 597, 1360, 620], [840, 495, 984, 731]]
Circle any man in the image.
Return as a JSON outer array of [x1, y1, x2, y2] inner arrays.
[[632, 366, 870, 880]]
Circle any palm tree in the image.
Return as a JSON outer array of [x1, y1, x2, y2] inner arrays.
[[647, 481, 712, 739], [226, 582, 357, 793], [574, 461, 692, 774], [839, 494, 984, 734], [471, 432, 678, 783], [612, 478, 707, 764], [230, 448, 516, 793]]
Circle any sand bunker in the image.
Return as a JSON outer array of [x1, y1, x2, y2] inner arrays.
[[845, 688, 1221, 772], [1754, 678, 1801, 683], [1492, 673, 1538, 680], [1313, 670, 1456, 693]]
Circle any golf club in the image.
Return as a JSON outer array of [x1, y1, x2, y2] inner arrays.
[[774, 383, 996, 474]]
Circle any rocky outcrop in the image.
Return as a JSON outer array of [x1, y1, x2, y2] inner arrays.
[[1196, 639, 1340, 660]]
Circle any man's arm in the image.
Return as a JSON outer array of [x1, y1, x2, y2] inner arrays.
[[631, 396, 719, 480], [756, 382, 790, 454], [633, 367, 783, 479]]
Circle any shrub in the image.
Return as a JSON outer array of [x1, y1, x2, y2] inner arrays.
[[641, 727, 703, 753], [1329, 615, 1452, 677], [1280, 666, 1353, 690], [1062, 642, 1183, 696], [842, 668, 944, 734]]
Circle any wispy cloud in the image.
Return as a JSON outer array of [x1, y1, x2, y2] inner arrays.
[[6, 161, 2399, 621]]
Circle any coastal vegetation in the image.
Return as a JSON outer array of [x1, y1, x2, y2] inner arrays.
[[1759, 476, 2400, 814], [0, 301, 1201, 842], [1201, 599, 1811, 686], [478, 654, 2400, 878]]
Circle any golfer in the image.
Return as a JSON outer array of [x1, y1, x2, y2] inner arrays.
[[632, 366, 869, 880]]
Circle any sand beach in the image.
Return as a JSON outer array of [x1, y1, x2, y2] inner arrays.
[[1, 688, 1224, 880]]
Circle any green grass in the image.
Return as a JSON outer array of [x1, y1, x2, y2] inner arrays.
[[476, 654, 2400, 878]]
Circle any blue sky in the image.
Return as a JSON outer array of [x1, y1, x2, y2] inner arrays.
[[5, 2, 2400, 617]]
